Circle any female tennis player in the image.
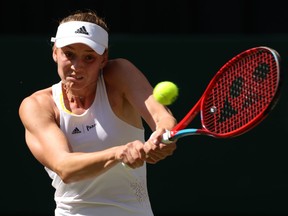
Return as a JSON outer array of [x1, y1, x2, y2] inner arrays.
[[18, 10, 177, 216]]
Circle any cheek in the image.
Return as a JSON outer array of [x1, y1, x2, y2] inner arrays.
[[57, 62, 71, 77], [57, 57, 71, 68]]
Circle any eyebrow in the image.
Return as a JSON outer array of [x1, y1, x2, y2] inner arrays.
[[64, 45, 95, 53]]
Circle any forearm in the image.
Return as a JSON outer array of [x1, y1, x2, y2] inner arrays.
[[155, 110, 177, 131], [54, 146, 121, 183]]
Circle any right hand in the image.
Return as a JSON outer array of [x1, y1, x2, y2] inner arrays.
[[116, 140, 147, 169]]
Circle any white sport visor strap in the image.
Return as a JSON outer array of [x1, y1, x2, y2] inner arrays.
[[51, 21, 108, 55]]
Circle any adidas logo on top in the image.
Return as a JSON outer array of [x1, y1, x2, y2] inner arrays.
[[72, 127, 82, 134], [75, 26, 89, 35]]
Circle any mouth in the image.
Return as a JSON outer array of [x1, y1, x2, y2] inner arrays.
[[67, 75, 84, 81], [75, 76, 84, 80]]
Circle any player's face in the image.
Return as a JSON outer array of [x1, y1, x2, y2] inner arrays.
[[54, 43, 105, 90]]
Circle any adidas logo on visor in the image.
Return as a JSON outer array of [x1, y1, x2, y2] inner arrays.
[[51, 21, 108, 55], [75, 26, 89, 35]]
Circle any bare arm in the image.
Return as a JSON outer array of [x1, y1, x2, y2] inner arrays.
[[18, 89, 146, 183], [104, 59, 178, 164]]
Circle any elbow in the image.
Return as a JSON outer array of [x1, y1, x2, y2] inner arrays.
[[59, 173, 74, 184], [54, 164, 76, 184]]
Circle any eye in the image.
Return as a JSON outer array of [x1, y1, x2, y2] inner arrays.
[[84, 55, 95, 62], [64, 51, 74, 59]]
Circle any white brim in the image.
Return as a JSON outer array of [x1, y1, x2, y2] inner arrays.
[[51, 21, 108, 55], [55, 37, 106, 55]]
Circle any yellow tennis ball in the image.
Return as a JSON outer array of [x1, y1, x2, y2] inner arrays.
[[153, 81, 179, 105]]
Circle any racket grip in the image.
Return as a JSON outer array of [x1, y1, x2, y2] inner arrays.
[[161, 130, 175, 144]]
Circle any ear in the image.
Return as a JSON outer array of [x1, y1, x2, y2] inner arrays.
[[100, 51, 108, 69], [52, 47, 58, 63]]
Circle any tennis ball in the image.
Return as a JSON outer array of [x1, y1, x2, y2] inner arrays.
[[153, 81, 179, 105]]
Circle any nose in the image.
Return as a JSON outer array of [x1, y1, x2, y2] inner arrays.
[[71, 58, 84, 71]]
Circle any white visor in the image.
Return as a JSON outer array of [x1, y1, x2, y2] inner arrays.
[[51, 21, 108, 55]]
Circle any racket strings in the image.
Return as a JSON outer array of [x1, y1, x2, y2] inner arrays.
[[202, 48, 279, 136]]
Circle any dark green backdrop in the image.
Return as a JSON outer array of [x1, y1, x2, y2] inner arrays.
[[4, 34, 288, 215]]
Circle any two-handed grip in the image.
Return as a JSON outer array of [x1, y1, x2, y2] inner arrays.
[[121, 130, 174, 168]]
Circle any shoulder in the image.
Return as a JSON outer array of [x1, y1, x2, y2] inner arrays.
[[104, 58, 137, 75], [19, 87, 55, 120], [21, 87, 53, 105], [103, 58, 145, 85]]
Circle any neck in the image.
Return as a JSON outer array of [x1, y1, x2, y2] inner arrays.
[[68, 95, 85, 103], [63, 86, 84, 102], [61, 82, 97, 109]]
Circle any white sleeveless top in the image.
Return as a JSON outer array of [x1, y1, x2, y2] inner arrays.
[[46, 73, 154, 216]]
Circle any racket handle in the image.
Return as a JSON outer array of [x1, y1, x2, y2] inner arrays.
[[161, 130, 175, 144]]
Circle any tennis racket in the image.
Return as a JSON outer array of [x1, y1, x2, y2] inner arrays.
[[162, 46, 282, 143]]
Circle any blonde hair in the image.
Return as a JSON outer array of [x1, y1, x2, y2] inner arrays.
[[59, 10, 109, 32]]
